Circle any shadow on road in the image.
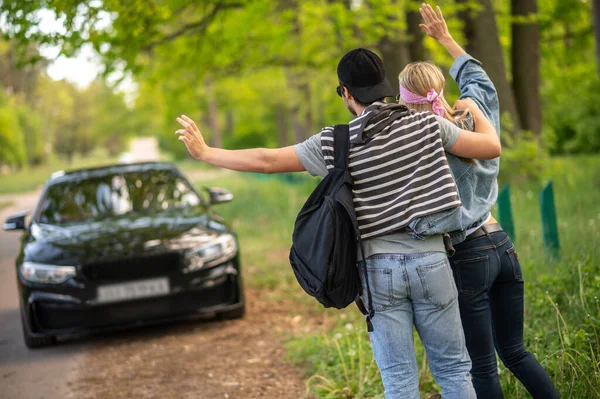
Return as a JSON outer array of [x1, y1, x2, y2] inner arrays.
[[0, 308, 230, 366]]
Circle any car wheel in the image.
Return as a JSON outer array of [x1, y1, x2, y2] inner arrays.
[[21, 313, 55, 349], [217, 305, 245, 320]]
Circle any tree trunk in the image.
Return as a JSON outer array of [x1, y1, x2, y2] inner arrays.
[[458, 0, 521, 133], [286, 70, 312, 143], [205, 77, 222, 148], [224, 110, 234, 138], [275, 105, 289, 147], [593, 0, 600, 80], [406, 1, 427, 62], [377, 36, 411, 97], [511, 0, 541, 135]]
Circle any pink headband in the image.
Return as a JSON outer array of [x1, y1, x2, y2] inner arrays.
[[399, 85, 445, 117]]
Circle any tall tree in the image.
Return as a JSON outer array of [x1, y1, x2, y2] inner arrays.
[[593, 0, 600, 80], [458, 0, 521, 133], [511, 0, 541, 135], [378, 35, 411, 92], [406, 1, 427, 62], [205, 77, 222, 148]]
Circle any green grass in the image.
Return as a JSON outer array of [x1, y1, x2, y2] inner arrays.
[[189, 155, 600, 399]]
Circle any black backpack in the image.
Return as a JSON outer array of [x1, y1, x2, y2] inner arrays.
[[289, 125, 374, 331]]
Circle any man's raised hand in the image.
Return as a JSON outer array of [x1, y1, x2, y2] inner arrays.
[[419, 3, 451, 42], [176, 115, 210, 160]]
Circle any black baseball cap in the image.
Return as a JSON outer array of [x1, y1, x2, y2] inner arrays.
[[337, 48, 395, 103]]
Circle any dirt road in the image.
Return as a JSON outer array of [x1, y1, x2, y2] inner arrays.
[[0, 192, 310, 399]]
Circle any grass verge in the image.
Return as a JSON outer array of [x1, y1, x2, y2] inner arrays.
[[189, 155, 600, 399]]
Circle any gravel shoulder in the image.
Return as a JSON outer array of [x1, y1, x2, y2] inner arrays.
[[67, 289, 312, 399]]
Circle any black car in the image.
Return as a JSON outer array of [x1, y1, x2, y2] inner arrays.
[[3, 162, 244, 348]]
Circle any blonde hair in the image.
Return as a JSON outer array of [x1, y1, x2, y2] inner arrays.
[[398, 61, 470, 130], [399, 61, 474, 164]]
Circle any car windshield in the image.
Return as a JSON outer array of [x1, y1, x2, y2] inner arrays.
[[38, 169, 202, 225]]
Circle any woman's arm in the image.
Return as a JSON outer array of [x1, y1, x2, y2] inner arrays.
[[419, 4, 465, 60], [446, 99, 501, 160], [420, 3, 499, 131], [176, 115, 306, 174]]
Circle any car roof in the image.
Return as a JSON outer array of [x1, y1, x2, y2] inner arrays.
[[47, 162, 181, 185]]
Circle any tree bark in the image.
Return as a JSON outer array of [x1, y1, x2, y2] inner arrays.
[[285, 68, 313, 143], [593, 0, 600, 80], [290, 82, 312, 143], [377, 36, 411, 97], [458, 0, 521, 133], [224, 110, 234, 138], [275, 105, 289, 147], [205, 77, 222, 148], [406, 1, 427, 62], [511, 0, 541, 135]]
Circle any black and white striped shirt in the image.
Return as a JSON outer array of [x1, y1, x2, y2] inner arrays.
[[296, 103, 462, 240]]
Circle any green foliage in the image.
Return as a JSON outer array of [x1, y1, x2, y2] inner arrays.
[[16, 103, 45, 165], [542, 63, 600, 154], [0, 37, 148, 169], [1, 0, 597, 161], [498, 131, 548, 184], [0, 92, 26, 168]]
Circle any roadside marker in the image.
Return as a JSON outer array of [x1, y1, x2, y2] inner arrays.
[[539, 180, 560, 257], [497, 184, 515, 241]]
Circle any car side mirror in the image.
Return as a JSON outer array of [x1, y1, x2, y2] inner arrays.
[[205, 187, 233, 205], [3, 210, 29, 231]]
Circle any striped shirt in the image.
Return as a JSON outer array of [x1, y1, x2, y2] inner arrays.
[[297, 103, 462, 240]]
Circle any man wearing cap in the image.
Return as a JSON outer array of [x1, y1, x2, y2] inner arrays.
[[175, 48, 500, 398]]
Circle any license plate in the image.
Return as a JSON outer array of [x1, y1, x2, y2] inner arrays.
[[96, 277, 170, 304]]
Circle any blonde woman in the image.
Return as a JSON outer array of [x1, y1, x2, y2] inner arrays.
[[397, 4, 560, 399]]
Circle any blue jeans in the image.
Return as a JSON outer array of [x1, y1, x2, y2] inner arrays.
[[360, 252, 476, 399], [450, 231, 559, 399]]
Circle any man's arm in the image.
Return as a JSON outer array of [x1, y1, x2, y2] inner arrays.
[[176, 115, 306, 174]]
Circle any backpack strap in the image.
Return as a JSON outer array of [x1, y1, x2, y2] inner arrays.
[[332, 124, 375, 332], [332, 124, 350, 170]]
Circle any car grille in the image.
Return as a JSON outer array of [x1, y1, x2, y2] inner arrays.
[[82, 252, 181, 282]]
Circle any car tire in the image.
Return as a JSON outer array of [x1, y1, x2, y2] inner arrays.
[[21, 313, 55, 349], [217, 305, 245, 320]]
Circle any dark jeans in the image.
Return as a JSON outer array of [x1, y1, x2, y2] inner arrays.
[[449, 230, 559, 399]]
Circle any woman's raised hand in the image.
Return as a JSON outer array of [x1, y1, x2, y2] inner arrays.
[[175, 115, 210, 160], [419, 3, 451, 42]]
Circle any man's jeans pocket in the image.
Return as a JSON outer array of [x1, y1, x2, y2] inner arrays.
[[451, 255, 489, 295], [417, 259, 457, 310], [360, 265, 394, 312]]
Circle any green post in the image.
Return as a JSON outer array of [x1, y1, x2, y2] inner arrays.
[[539, 180, 560, 257], [497, 184, 515, 241]]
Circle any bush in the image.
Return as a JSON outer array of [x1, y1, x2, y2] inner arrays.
[[542, 62, 600, 154], [498, 130, 548, 185]]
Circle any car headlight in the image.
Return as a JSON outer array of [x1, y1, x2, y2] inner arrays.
[[20, 262, 76, 284], [186, 234, 237, 271]]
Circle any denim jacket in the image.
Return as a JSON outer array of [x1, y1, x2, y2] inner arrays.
[[411, 54, 501, 244]]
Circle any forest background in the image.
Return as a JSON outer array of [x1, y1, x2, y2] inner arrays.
[[0, 0, 598, 180]]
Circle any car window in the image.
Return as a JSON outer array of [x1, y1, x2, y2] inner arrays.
[[38, 170, 202, 225]]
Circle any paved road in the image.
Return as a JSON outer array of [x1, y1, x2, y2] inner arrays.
[[0, 192, 85, 399]]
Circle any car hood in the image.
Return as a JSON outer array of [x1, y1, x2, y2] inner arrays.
[[25, 212, 227, 264]]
